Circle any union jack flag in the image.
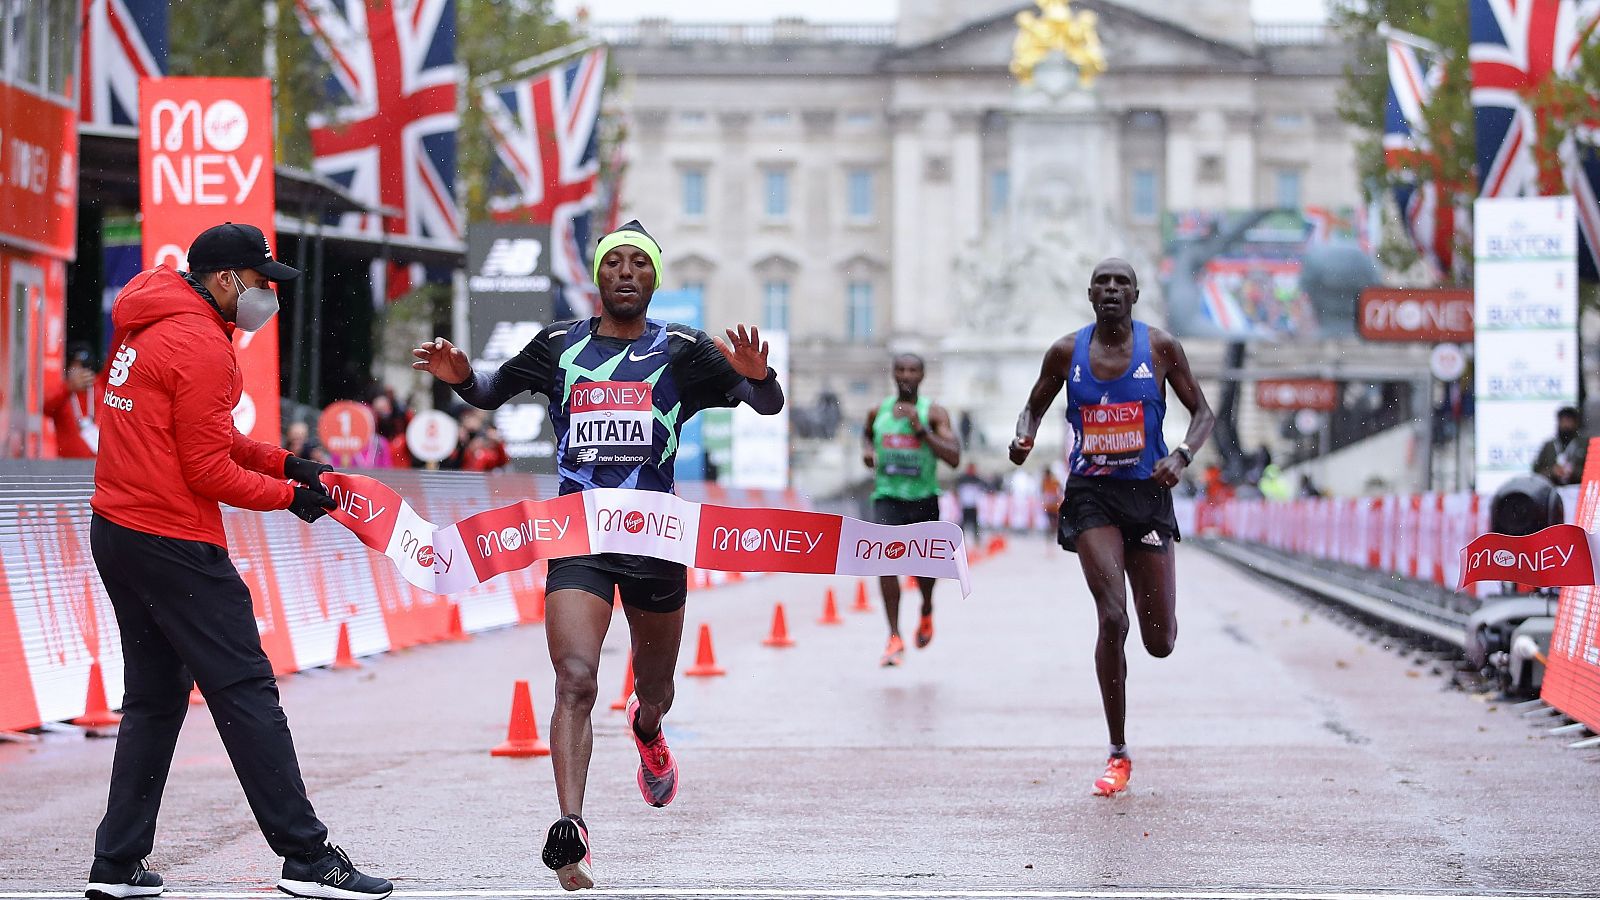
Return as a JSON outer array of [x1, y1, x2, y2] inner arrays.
[[1384, 38, 1461, 278], [1471, 0, 1600, 277], [481, 47, 607, 317], [79, 0, 167, 126], [296, 0, 463, 302]]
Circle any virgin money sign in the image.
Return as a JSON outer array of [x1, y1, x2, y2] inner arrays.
[[1255, 379, 1338, 412], [1457, 523, 1600, 590], [0, 81, 78, 258], [139, 77, 279, 444], [697, 506, 843, 574], [1357, 289, 1473, 343]]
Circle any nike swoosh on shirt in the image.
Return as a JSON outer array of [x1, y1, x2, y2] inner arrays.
[[629, 350, 665, 362]]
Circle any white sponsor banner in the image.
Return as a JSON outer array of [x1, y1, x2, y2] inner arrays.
[[834, 516, 971, 584], [730, 330, 790, 490], [1472, 261, 1578, 331], [1474, 196, 1578, 496], [1474, 330, 1582, 400], [1478, 399, 1565, 491], [584, 487, 702, 565]]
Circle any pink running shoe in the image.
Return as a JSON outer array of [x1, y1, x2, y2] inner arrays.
[[541, 814, 593, 891], [1093, 756, 1133, 797], [625, 694, 679, 808]]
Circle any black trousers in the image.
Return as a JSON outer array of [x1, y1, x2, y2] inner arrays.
[[89, 514, 327, 867]]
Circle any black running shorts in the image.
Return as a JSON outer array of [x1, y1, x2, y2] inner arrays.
[[546, 556, 688, 614], [1057, 475, 1180, 554], [872, 496, 943, 527]]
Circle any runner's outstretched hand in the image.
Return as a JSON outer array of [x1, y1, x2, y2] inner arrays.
[[412, 337, 472, 384], [714, 324, 770, 380]]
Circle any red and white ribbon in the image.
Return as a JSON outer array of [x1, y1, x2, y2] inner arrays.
[[1458, 524, 1600, 590], [324, 474, 972, 596]]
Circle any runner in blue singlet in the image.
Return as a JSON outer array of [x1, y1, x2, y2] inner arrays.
[[1009, 258, 1215, 798]]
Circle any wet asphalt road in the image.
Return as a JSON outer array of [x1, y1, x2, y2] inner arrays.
[[2, 541, 1598, 898]]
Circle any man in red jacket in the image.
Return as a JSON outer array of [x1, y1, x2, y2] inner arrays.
[[86, 223, 391, 900], [44, 343, 100, 457]]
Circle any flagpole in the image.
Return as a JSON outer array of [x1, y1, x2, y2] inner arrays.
[[472, 38, 604, 89], [1377, 22, 1443, 54]]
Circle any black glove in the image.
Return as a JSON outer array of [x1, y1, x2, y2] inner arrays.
[[284, 455, 334, 491], [288, 486, 336, 523]]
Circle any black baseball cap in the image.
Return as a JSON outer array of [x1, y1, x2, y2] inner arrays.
[[187, 222, 301, 282]]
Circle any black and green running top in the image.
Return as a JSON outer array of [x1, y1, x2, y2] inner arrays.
[[871, 395, 939, 501], [450, 317, 761, 496]]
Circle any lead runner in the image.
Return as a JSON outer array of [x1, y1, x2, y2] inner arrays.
[[412, 221, 783, 891], [1008, 258, 1214, 798]]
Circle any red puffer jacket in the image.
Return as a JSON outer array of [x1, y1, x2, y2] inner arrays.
[[90, 266, 293, 548]]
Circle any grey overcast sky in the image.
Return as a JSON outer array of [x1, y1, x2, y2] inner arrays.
[[557, 0, 1327, 23]]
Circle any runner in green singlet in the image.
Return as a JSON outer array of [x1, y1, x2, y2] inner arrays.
[[860, 353, 961, 667]]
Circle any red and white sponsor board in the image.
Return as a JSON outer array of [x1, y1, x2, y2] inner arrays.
[[139, 77, 280, 445], [1255, 379, 1339, 412], [318, 400, 376, 460], [1545, 438, 1600, 730], [325, 474, 971, 595]]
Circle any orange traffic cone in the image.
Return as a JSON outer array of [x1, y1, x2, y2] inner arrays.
[[817, 588, 844, 626], [852, 580, 873, 613], [763, 603, 796, 647], [609, 656, 635, 711], [446, 603, 470, 642], [189, 685, 205, 705], [490, 680, 551, 757], [684, 624, 726, 677], [71, 661, 121, 728], [331, 621, 361, 670]]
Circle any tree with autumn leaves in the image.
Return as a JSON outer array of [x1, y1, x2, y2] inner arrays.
[[1334, 0, 1600, 287]]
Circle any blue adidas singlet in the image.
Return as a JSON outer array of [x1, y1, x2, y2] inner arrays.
[[1064, 321, 1167, 480]]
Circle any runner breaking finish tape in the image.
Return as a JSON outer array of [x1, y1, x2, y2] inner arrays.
[[408, 219, 964, 892]]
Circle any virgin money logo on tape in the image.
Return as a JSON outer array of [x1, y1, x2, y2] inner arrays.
[[1458, 524, 1600, 590], [854, 536, 958, 562], [597, 507, 684, 539], [459, 493, 590, 581], [586, 488, 699, 564], [696, 506, 843, 574]]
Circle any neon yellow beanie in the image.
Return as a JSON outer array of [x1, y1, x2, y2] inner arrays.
[[591, 219, 663, 289]]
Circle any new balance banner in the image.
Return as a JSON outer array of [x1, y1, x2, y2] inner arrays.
[[138, 77, 280, 445], [324, 474, 973, 595]]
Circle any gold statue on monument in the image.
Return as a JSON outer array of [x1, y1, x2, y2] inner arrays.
[[1010, 0, 1108, 88]]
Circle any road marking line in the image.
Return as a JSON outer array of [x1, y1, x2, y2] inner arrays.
[[3, 883, 1600, 890], [2, 892, 1596, 899]]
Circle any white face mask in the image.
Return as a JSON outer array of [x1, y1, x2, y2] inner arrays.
[[231, 271, 280, 332]]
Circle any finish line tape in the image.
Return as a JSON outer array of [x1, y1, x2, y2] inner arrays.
[[324, 473, 972, 596]]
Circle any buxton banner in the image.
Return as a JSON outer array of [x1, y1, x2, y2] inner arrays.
[[323, 474, 973, 595]]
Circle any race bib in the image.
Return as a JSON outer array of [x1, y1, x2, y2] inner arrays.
[[1080, 401, 1145, 467], [879, 433, 927, 478], [567, 381, 654, 466]]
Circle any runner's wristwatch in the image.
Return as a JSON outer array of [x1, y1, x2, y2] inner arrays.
[[1173, 443, 1193, 465]]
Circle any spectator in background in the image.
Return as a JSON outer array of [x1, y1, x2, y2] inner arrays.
[[348, 406, 393, 469], [955, 462, 987, 542], [370, 393, 415, 468], [1534, 406, 1587, 486], [462, 424, 511, 471], [46, 342, 101, 458], [1040, 468, 1063, 539], [283, 421, 329, 464]]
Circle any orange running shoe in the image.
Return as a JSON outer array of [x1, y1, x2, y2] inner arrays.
[[914, 615, 934, 649], [880, 634, 905, 667], [1093, 756, 1132, 797]]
